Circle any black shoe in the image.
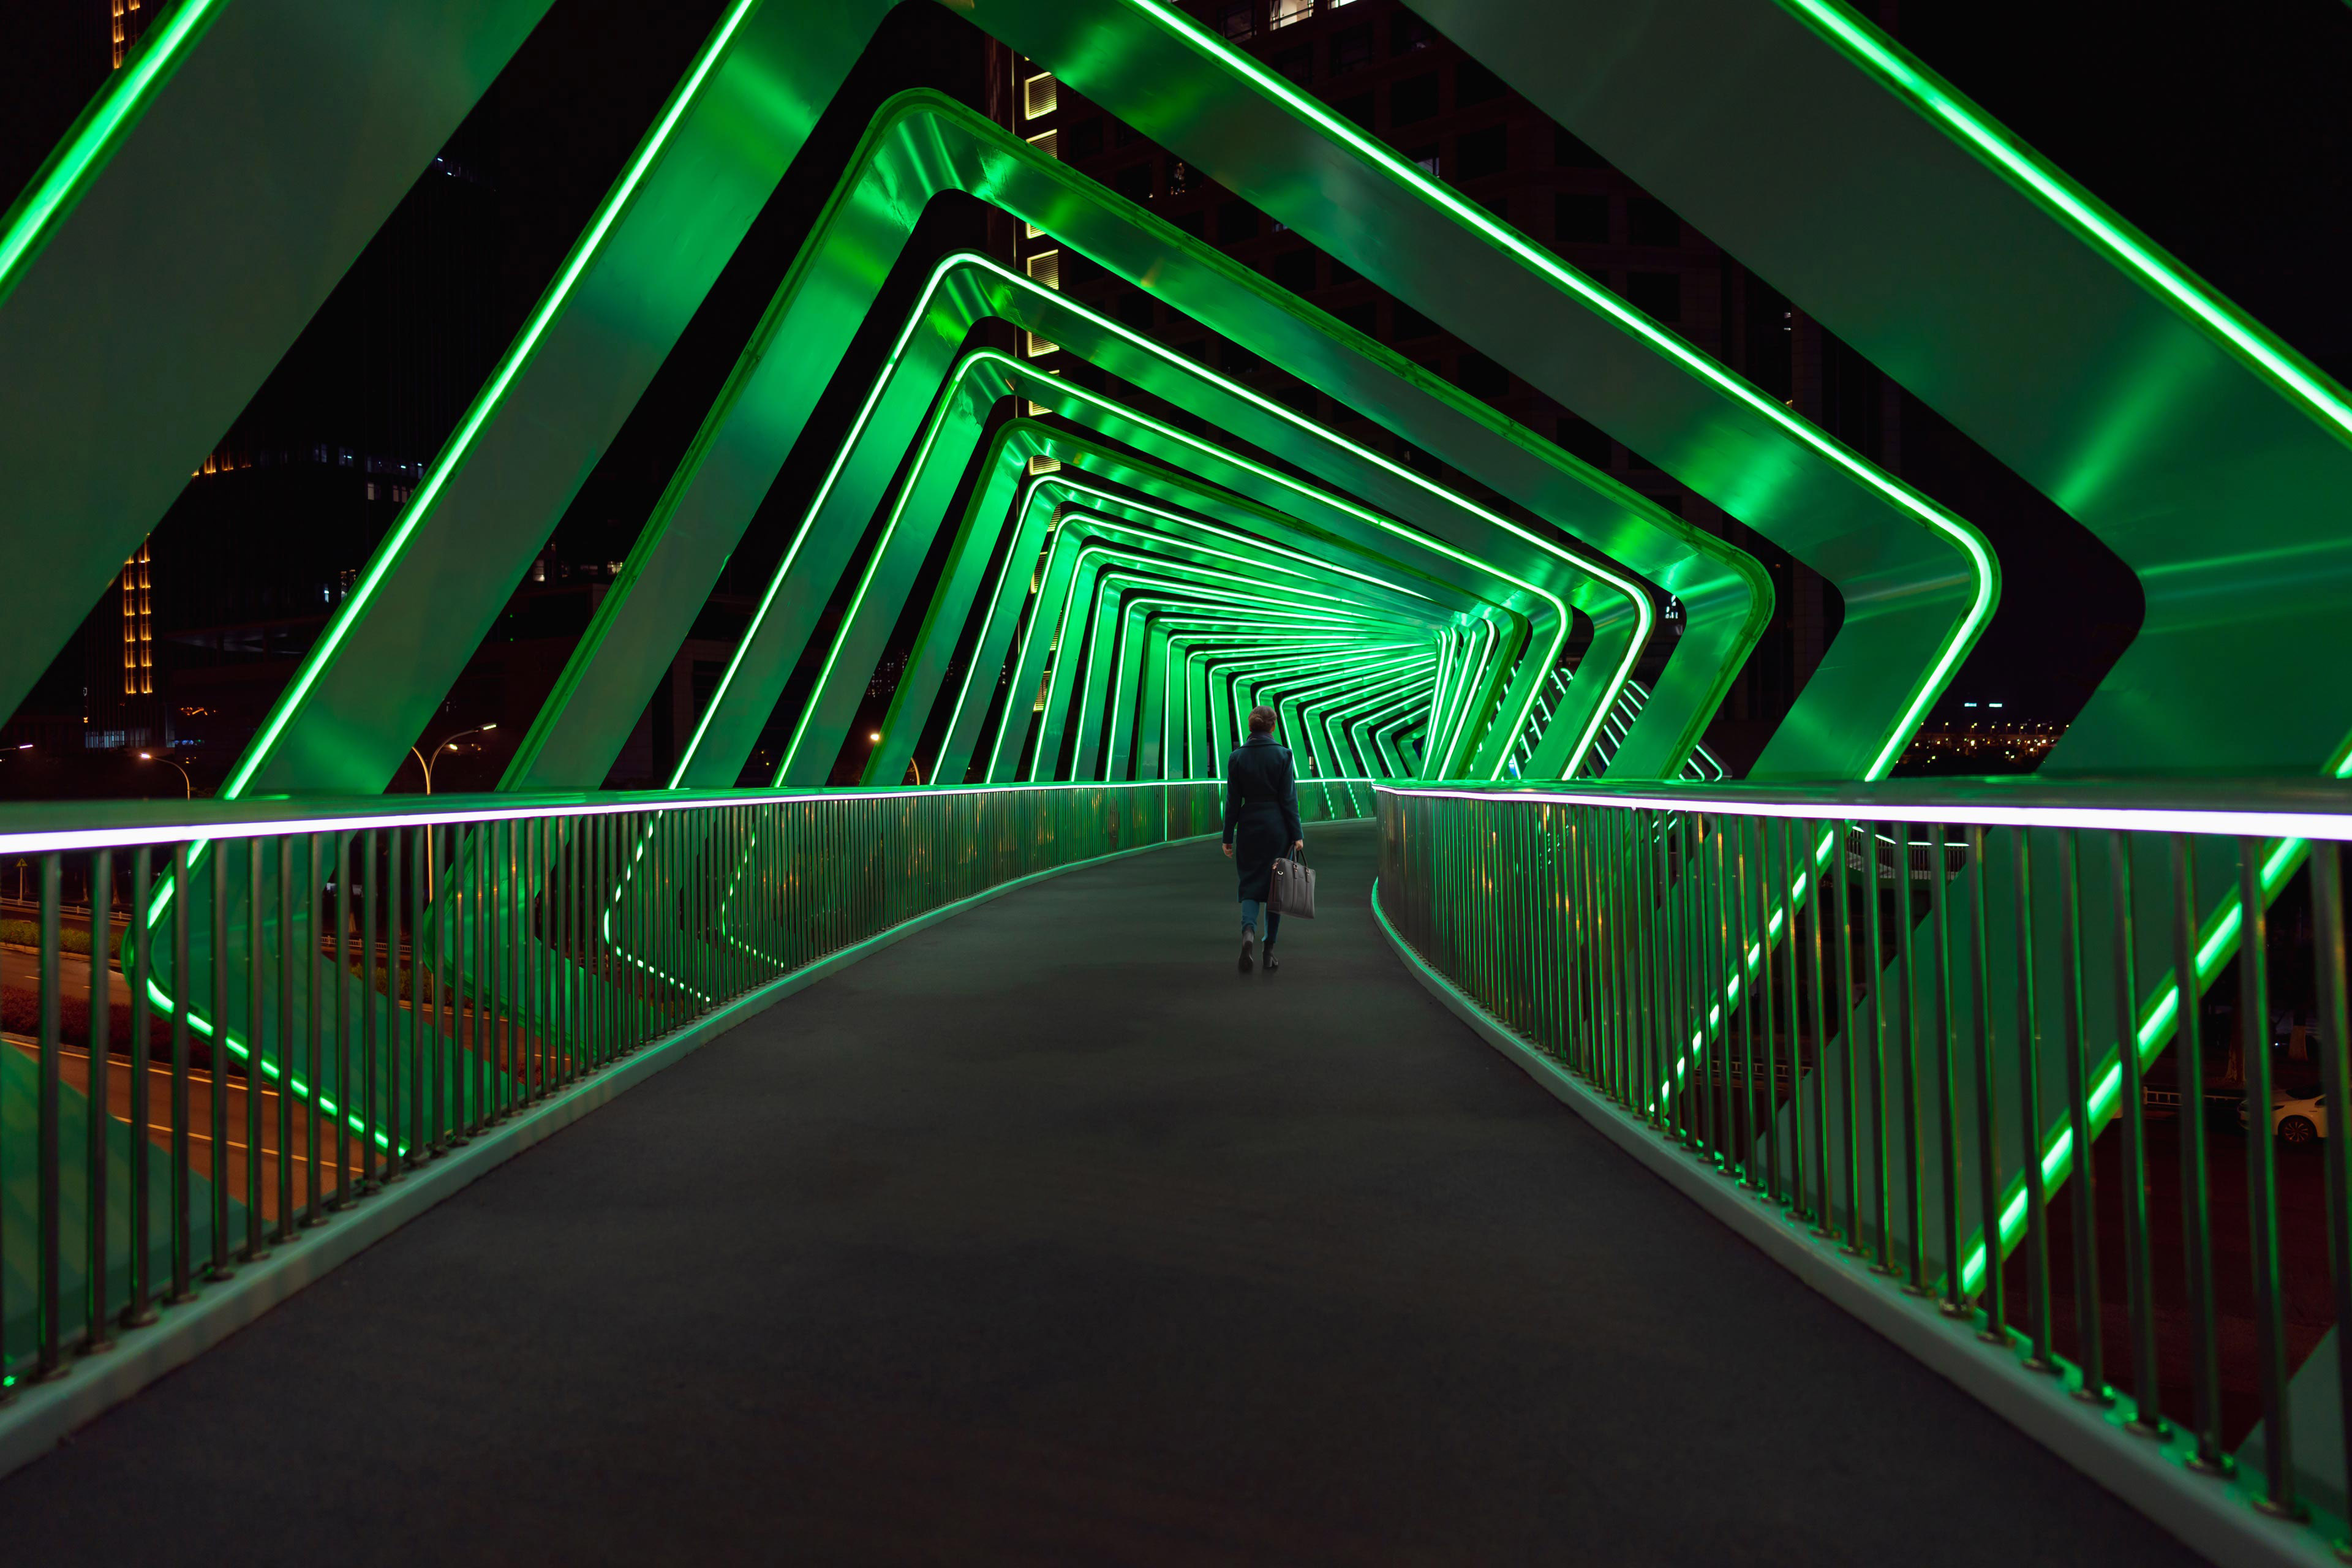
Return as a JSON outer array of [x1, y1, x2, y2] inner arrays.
[[1262, 948, 1280, 973], [1238, 929, 1256, 973]]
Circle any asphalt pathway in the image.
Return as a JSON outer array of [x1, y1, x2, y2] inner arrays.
[[0, 823, 2203, 1566]]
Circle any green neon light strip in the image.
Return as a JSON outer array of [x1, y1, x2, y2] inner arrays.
[[1131, 0, 1989, 779], [699, 252, 1624, 788], [1035, 477, 1453, 611], [1036, 532, 1439, 777], [223, 0, 764, 801], [1157, 628, 1433, 778], [1115, 629, 1425, 781], [0, 0, 227, 307], [1122, 620, 1433, 763], [939, 461, 1483, 779], [1384, 778, 2312, 1311], [1094, 604, 1421, 778], [1953, 833, 2307, 1297], [195, 0, 767, 1035], [1782, 0, 2352, 445], [1106, 608, 1432, 780], [1194, 644, 1430, 790], [1431, 617, 1499, 776], [782, 326, 1583, 783]]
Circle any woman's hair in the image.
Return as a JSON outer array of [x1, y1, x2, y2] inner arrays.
[[1248, 704, 1278, 735]]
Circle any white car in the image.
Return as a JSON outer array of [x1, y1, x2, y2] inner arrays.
[[2240, 1088, 2329, 1144]]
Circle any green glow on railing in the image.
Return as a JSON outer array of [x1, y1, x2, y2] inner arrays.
[[226, 0, 764, 801], [136, 970, 394, 1153], [1953, 832, 2308, 1297], [1131, 0, 1991, 782], [0, 0, 227, 309]]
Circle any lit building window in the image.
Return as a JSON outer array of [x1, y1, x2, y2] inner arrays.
[[119, 541, 151, 696], [1028, 455, 1061, 477], [1025, 250, 1061, 291], [110, 0, 145, 69], [1022, 72, 1058, 120], [1269, 0, 1312, 28], [1026, 127, 1059, 160]]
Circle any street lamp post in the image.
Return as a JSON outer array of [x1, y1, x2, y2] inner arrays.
[[137, 750, 193, 798], [410, 723, 498, 899], [867, 731, 922, 786], [410, 723, 498, 795]]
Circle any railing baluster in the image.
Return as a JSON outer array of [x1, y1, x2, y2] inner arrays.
[[1892, 822, 1924, 1291], [37, 853, 64, 1379], [2169, 834, 2225, 1470], [1968, 825, 2004, 1346], [337, 833, 356, 1188], [83, 848, 115, 1355], [1779, 817, 1807, 1219], [246, 840, 270, 1252], [169, 842, 194, 1303], [125, 845, 156, 1329], [1757, 816, 1782, 1205], [2239, 837, 2299, 1517], [408, 825, 426, 1152], [359, 829, 379, 1187], [2011, 828, 2053, 1371], [1928, 824, 1961, 1309], [2108, 831, 2162, 1434], [1834, 821, 1861, 1254], [377, 829, 398, 1191], [2055, 831, 2106, 1400], [1862, 823, 1889, 1270], [1806, 824, 1834, 1238], [307, 832, 327, 1223], [1735, 818, 1760, 1184], [208, 836, 232, 1277], [2312, 842, 2352, 1535]]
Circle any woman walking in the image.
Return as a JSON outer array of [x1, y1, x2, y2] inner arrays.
[[1222, 704, 1305, 973]]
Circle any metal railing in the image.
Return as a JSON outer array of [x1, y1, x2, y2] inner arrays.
[[1375, 777, 2352, 1558], [0, 777, 1389, 1405]]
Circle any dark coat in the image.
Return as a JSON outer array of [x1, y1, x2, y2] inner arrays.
[[1223, 734, 1303, 902]]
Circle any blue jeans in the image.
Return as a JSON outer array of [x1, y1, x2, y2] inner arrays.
[[1241, 899, 1283, 947]]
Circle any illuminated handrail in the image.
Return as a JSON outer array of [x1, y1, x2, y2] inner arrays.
[[1374, 778, 2352, 1547], [0, 780, 1229, 1400]]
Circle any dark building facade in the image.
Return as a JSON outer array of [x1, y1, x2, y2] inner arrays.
[[63, 123, 508, 774]]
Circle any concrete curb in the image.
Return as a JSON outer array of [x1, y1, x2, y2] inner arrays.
[[1369, 878, 2337, 1568]]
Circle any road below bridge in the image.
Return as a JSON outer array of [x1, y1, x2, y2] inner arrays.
[[0, 823, 2199, 1565]]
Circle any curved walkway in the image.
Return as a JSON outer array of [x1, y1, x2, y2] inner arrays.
[[0, 823, 2198, 1566]]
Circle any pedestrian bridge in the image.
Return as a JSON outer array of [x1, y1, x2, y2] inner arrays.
[[0, 820, 2198, 1564], [4, 0, 2352, 1562]]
